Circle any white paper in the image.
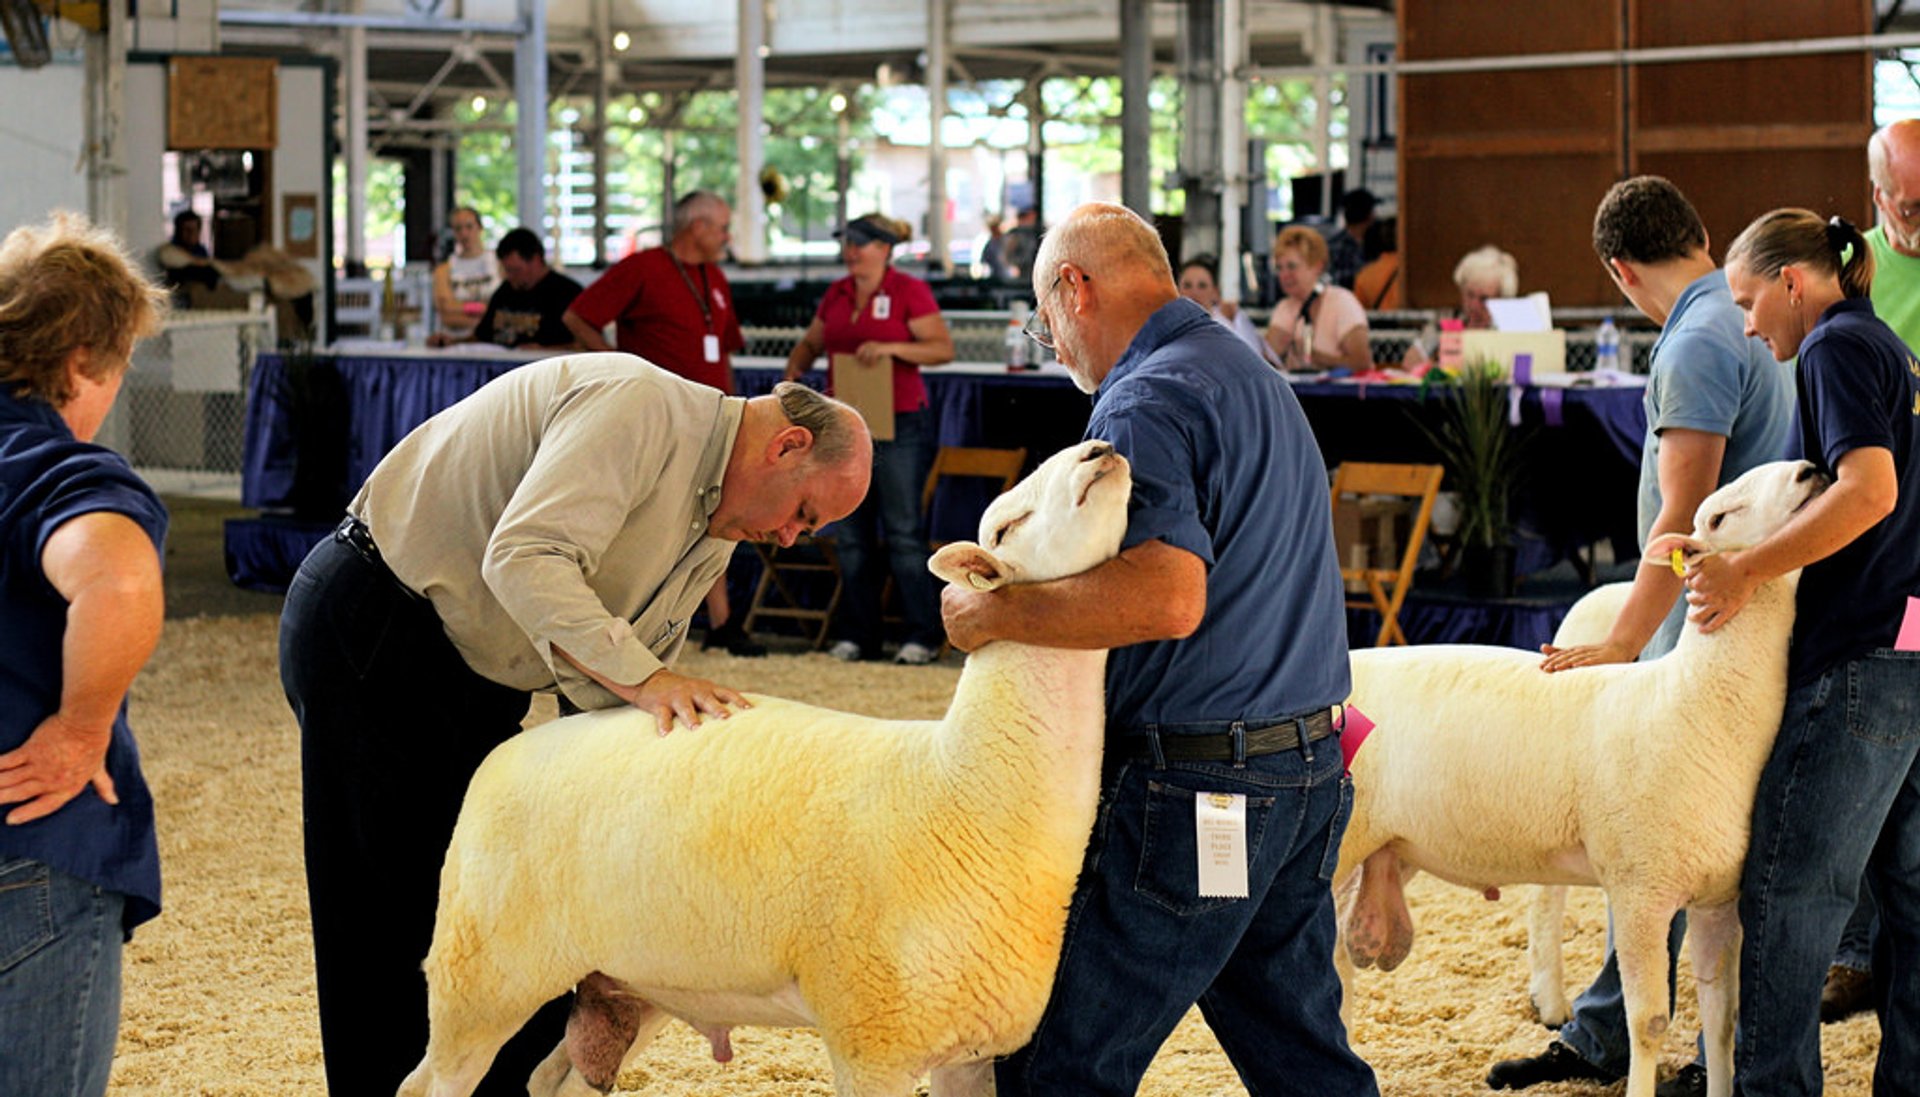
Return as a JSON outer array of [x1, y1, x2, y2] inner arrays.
[[1488, 292, 1552, 332], [1195, 792, 1249, 899], [703, 333, 721, 363]]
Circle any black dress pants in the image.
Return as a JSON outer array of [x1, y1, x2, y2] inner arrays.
[[279, 533, 569, 1096]]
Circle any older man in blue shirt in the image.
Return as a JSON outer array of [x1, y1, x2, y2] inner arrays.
[[942, 202, 1377, 1096]]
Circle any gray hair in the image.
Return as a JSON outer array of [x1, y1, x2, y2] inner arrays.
[[673, 190, 729, 237], [1452, 245, 1518, 295], [774, 381, 862, 467]]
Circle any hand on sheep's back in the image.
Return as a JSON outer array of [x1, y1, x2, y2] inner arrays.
[[632, 667, 752, 733]]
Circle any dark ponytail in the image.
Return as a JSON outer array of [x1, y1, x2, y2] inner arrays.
[[1825, 216, 1875, 299]]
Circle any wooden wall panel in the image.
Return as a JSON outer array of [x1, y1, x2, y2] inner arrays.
[[1629, 0, 1872, 249], [1398, 0, 1620, 308], [1636, 148, 1870, 254], [1396, 0, 1872, 308]]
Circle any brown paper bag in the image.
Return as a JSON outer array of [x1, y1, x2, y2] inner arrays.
[[830, 353, 895, 441]]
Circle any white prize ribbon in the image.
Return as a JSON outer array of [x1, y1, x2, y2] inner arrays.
[[1195, 791, 1249, 899]]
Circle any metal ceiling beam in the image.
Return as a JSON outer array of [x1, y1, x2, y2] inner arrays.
[[218, 8, 525, 36]]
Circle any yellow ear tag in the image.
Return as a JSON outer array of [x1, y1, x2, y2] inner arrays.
[[1670, 548, 1687, 577], [968, 572, 994, 590]]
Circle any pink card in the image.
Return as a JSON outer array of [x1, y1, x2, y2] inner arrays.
[[1896, 596, 1920, 653]]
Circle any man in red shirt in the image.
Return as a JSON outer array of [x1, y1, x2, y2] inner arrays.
[[565, 190, 745, 391], [564, 190, 763, 656]]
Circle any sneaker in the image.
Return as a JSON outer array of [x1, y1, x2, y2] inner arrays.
[[828, 640, 864, 662], [894, 641, 939, 665], [1821, 963, 1875, 1023], [1655, 1063, 1707, 1097], [700, 619, 767, 658], [1486, 1041, 1621, 1090]]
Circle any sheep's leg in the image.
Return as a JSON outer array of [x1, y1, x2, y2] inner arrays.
[[396, 1005, 530, 1097], [1685, 902, 1741, 1097], [1610, 897, 1681, 1097], [928, 1060, 995, 1097], [1343, 847, 1415, 971], [1332, 872, 1361, 1032], [1527, 885, 1571, 1027], [825, 1047, 918, 1097]]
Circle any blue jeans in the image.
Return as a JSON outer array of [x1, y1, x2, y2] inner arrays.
[[1557, 912, 1689, 1075], [0, 858, 124, 1097], [831, 407, 941, 653], [1735, 649, 1920, 1097], [1834, 881, 1879, 972], [994, 729, 1378, 1096]]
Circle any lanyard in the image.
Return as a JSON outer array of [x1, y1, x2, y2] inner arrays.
[[670, 256, 716, 333]]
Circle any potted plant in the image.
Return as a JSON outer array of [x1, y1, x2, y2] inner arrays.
[[1414, 358, 1530, 597]]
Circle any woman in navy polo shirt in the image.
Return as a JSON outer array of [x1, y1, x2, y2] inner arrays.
[[0, 213, 169, 1097], [782, 213, 956, 663], [1694, 209, 1920, 1094]]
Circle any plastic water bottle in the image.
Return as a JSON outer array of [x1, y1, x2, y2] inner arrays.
[[1594, 316, 1620, 374], [1005, 300, 1033, 371]]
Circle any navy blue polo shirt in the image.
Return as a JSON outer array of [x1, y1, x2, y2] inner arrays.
[[1, 386, 167, 930], [1091, 297, 1351, 733], [1789, 296, 1920, 686]]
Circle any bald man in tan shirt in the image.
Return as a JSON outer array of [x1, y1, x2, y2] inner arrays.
[[279, 353, 870, 1097]]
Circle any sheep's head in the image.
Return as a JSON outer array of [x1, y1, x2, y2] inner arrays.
[[928, 440, 1132, 591], [1643, 459, 1828, 568]]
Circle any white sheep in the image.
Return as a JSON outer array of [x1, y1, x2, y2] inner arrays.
[[396, 439, 1132, 1097], [1334, 459, 1827, 1097]]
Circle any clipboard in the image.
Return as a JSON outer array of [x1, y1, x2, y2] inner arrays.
[[830, 353, 895, 441]]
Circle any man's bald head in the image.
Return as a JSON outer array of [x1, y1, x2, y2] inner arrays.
[[1032, 202, 1175, 297], [1870, 119, 1920, 257]]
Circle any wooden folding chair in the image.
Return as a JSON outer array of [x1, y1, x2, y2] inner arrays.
[[741, 537, 844, 650], [1330, 461, 1445, 647], [921, 446, 1029, 544], [882, 446, 1028, 650]]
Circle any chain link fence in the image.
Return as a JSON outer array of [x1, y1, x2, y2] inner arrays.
[[97, 309, 276, 495]]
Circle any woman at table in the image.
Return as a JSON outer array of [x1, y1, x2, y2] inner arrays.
[[1402, 245, 1522, 369], [1263, 225, 1373, 373], [782, 213, 955, 664], [1178, 253, 1278, 365]]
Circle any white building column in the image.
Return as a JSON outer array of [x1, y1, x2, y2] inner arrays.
[[734, 0, 768, 263], [926, 0, 951, 274], [514, 0, 548, 240], [344, 3, 368, 270], [83, 3, 130, 238]]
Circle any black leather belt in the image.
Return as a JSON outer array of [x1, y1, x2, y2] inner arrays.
[[1122, 709, 1338, 763], [334, 516, 425, 601]]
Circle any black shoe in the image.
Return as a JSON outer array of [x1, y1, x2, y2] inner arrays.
[[1487, 1041, 1621, 1090], [1655, 1063, 1707, 1097], [1820, 963, 1874, 1023], [701, 619, 767, 657]]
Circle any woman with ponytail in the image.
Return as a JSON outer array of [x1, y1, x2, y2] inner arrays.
[[1690, 208, 1920, 1094]]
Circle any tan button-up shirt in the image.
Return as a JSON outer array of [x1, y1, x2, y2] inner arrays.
[[351, 352, 743, 709]]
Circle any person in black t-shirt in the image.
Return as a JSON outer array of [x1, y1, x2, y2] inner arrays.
[[430, 228, 582, 350]]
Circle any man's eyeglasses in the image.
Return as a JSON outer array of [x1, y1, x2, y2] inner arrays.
[[1022, 273, 1075, 351]]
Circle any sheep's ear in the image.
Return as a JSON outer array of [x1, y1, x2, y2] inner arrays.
[[1642, 532, 1711, 571], [929, 542, 1008, 591]]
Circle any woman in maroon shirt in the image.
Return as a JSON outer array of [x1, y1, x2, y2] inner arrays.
[[783, 213, 955, 663]]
